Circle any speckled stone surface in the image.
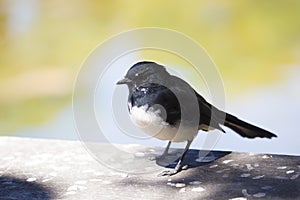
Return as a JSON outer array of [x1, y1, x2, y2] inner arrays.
[[0, 136, 299, 200]]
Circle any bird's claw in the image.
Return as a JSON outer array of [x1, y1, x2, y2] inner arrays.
[[158, 169, 180, 176], [157, 165, 188, 176]]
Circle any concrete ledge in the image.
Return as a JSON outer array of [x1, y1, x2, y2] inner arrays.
[[0, 136, 299, 199]]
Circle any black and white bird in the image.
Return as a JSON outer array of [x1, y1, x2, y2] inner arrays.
[[117, 61, 277, 176]]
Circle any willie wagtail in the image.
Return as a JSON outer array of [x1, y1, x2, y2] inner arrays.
[[117, 61, 277, 176]]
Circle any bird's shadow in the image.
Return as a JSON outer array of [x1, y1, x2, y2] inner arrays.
[[155, 148, 231, 169], [0, 175, 56, 200]]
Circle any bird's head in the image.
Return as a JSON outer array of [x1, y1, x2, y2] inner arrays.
[[117, 61, 170, 88]]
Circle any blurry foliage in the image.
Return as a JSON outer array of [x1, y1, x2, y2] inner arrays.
[[0, 0, 299, 133]]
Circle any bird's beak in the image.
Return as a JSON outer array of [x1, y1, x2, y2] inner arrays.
[[116, 77, 131, 85]]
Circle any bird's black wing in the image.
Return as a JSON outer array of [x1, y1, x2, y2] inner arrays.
[[168, 75, 225, 132], [168, 76, 276, 138]]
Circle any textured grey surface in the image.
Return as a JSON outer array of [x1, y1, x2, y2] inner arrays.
[[0, 136, 299, 200]]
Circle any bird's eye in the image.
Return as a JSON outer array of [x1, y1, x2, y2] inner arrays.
[[135, 73, 139, 76]]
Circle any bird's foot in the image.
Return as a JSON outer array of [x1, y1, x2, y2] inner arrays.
[[158, 169, 179, 176], [158, 165, 188, 176]]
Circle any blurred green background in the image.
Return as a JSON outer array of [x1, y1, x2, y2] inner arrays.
[[0, 0, 300, 135]]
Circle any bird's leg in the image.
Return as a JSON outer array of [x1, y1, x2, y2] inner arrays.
[[150, 141, 171, 161], [161, 141, 171, 157], [158, 140, 192, 176]]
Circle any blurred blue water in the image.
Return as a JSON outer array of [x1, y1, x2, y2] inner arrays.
[[15, 66, 300, 155]]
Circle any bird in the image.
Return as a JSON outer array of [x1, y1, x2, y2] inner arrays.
[[117, 61, 277, 176]]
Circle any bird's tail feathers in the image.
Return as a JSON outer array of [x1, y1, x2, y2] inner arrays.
[[224, 113, 277, 139]]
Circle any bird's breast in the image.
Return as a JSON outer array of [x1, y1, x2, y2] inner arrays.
[[128, 104, 197, 142]]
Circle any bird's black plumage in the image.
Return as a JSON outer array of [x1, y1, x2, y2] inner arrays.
[[129, 83, 181, 125], [117, 61, 277, 176]]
